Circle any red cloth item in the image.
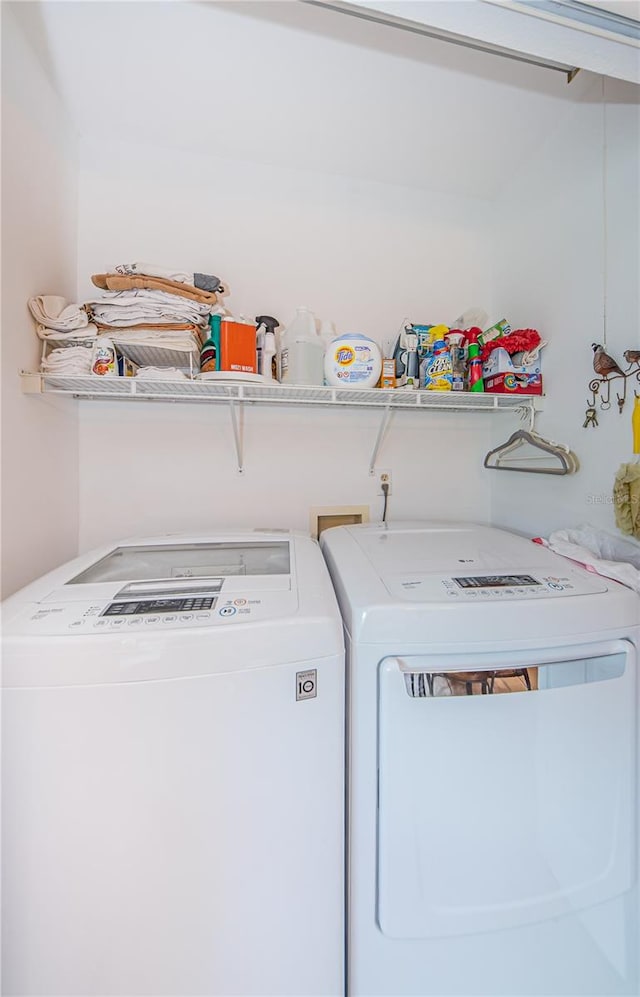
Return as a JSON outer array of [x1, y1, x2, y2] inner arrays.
[[480, 328, 541, 363]]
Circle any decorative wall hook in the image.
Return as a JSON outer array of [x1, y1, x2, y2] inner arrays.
[[584, 343, 640, 427]]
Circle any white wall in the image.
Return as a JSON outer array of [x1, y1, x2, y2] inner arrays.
[[76, 140, 497, 549], [0, 4, 79, 597], [491, 76, 640, 540], [5, 0, 639, 573]]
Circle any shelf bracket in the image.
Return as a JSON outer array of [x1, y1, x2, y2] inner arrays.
[[229, 398, 244, 474], [369, 403, 393, 474]]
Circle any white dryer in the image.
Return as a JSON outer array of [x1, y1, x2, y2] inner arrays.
[[2, 531, 345, 997], [320, 521, 640, 997]]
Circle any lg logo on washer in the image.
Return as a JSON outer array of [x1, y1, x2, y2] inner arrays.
[[296, 669, 317, 701]]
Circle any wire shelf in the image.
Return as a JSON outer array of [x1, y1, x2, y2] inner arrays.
[[20, 372, 539, 412]]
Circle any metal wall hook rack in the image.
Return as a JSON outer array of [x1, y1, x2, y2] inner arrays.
[[585, 349, 640, 428], [20, 371, 542, 474]]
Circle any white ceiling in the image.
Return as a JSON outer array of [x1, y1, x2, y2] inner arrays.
[[10, 0, 627, 199]]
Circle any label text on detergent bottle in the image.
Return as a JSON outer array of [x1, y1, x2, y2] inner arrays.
[[335, 347, 356, 366]]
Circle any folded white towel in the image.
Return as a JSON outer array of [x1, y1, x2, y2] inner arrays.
[[41, 345, 94, 375], [135, 366, 189, 381], [29, 295, 91, 332], [109, 263, 221, 292], [36, 322, 98, 340], [109, 328, 202, 351], [86, 289, 211, 327]]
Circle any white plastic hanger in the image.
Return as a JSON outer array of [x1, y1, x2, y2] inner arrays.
[[484, 406, 578, 475], [484, 429, 578, 474]]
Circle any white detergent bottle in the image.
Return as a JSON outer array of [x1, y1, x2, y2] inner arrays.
[[278, 307, 324, 386]]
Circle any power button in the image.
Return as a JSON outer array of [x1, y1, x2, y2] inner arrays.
[[219, 606, 237, 617]]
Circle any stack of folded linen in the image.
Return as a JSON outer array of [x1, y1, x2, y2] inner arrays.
[[85, 262, 225, 373], [41, 344, 94, 375], [28, 295, 97, 340], [135, 366, 190, 382]]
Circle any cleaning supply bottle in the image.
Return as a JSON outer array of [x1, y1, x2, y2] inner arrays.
[[200, 314, 221, 373], [445, 330, 466, 391], [324, 334, 382, 388], [422, 331, 453, 391], [91, 336, 117, 376], [466, 327, 484, 392], [255, 315, 279, 379], [403, 330, 420, 389], [278, 307, 324, 386]]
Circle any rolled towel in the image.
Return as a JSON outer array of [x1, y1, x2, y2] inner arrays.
[[28, 295, 91, 332], [110, 262, 222, 293]]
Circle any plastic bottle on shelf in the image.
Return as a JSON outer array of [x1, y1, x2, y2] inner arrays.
[[90, 336, 117, 376], [466, 328, 485, 392], [278, 307, 324, 386], [200, 314, 221, 373], [324, 334, 382, 388], [255, 315, 280, 379]]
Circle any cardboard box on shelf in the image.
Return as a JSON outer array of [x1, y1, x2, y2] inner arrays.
[[220, 319, 257, 374], [482, 347, 542, 395]]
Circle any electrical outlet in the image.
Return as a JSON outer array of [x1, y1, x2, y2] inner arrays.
[[377, 470, 392, 496]]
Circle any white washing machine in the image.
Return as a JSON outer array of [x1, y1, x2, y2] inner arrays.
[[320, 521, 640, 997], [2, 531, 345, 997]]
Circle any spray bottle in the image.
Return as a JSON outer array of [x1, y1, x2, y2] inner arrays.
[[466, 327, 485, 392], [404, 329, 420, 389], [445, 329, 466, 391], [255, 315, 279, 380]]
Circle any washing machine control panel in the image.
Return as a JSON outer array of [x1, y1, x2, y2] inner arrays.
[[103, 596, 217, 616], [18, 590, 297, 634]]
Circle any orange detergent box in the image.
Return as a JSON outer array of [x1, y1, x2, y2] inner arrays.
[[220, 319, 257, 374]]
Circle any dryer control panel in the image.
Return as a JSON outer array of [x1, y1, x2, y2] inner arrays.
[[386, 568, 609, 602]]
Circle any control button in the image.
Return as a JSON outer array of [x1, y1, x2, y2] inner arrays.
[[548, 582, 564, 590], [196, 613, 210, 620], [162, 615, 178, 623], [94, 620, 108, 628], [234, 598, 247, 606], [180, 614, 194, 621], [110, 619, 125, 626], [145, 616, 160, 624], [69, 621, 84, 628], [219, 606, 237, 617], [127, 619, 143, 626]]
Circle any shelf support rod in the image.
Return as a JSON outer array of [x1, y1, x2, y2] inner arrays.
[[229, 397, 244, 474], [369, 403, 393, 474]]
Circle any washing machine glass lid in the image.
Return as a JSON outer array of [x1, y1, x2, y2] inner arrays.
[[68, 540, 291, 586]]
